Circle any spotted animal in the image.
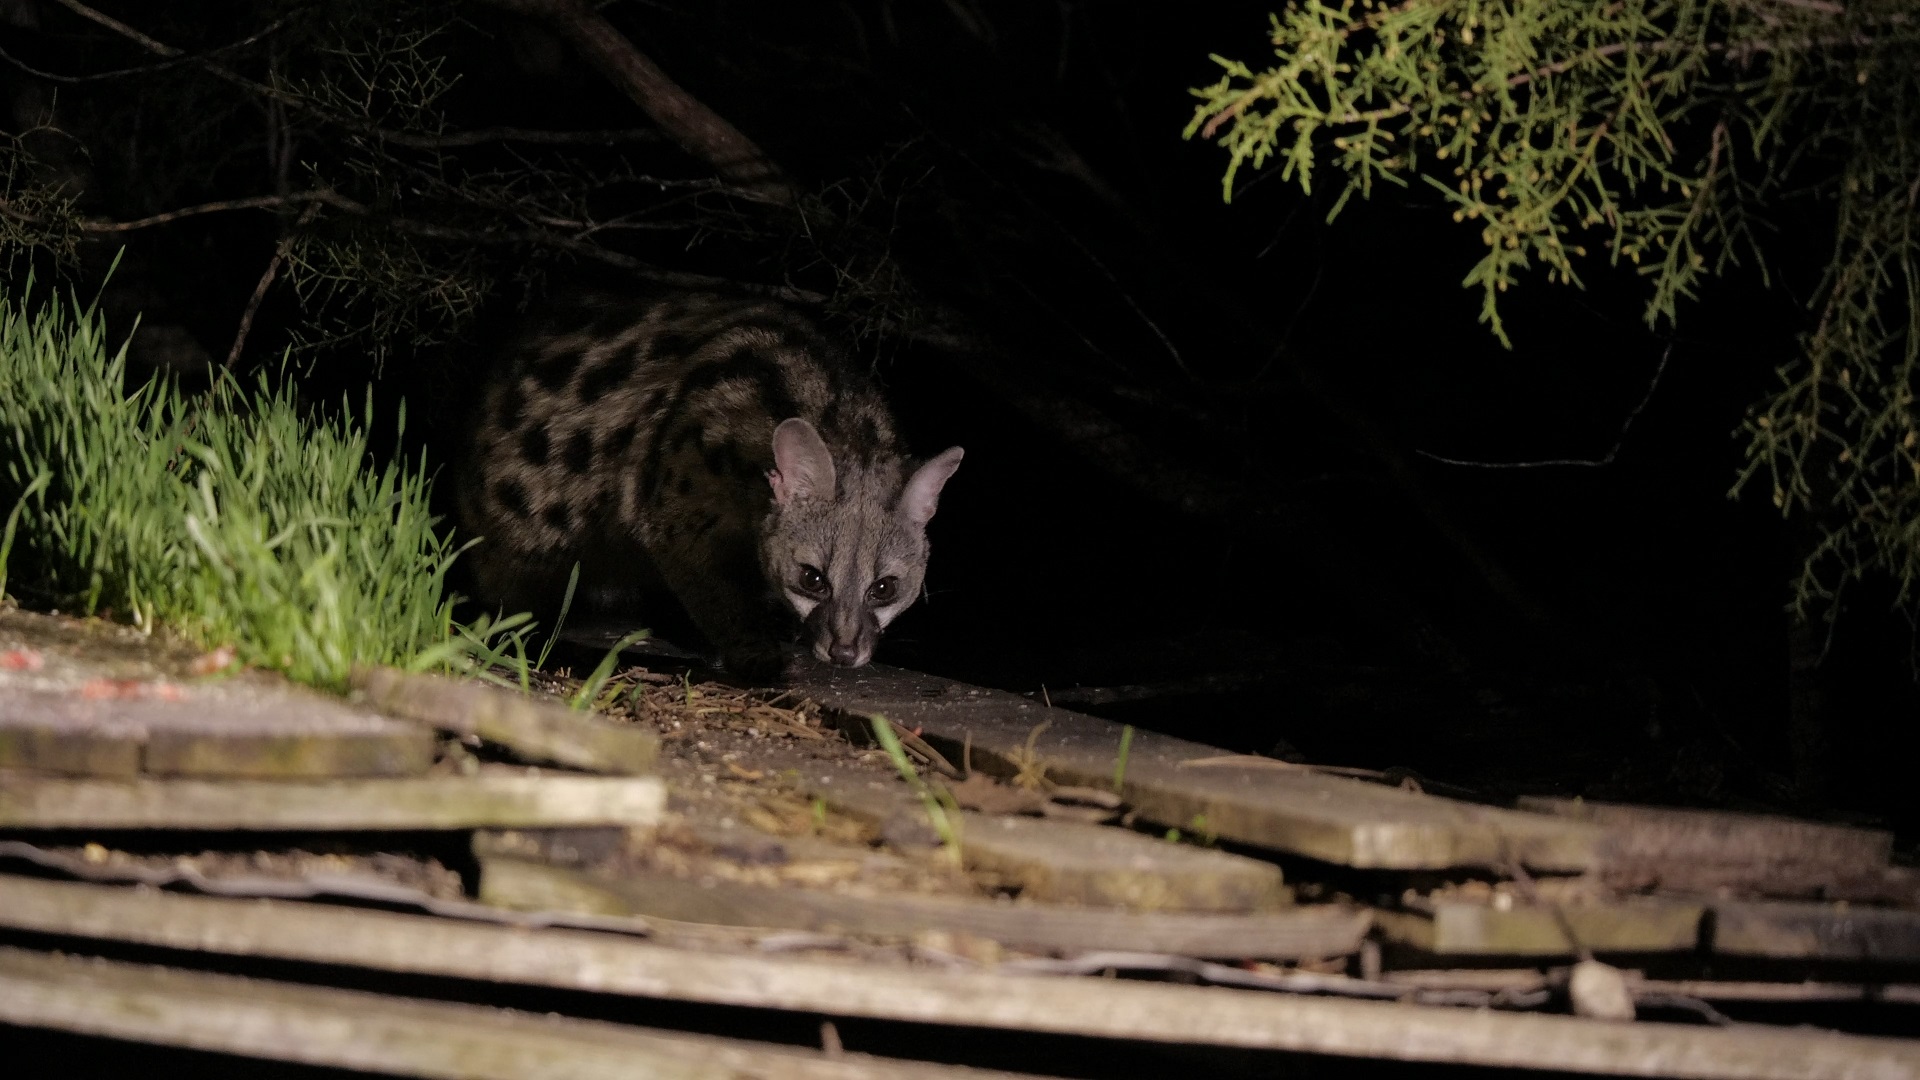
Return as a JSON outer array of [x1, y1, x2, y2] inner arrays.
[[455, 292, 963, 678]]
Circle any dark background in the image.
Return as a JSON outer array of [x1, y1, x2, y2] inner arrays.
[[2, 0, 1912, 834]]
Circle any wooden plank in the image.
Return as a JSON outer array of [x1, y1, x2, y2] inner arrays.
[[1373, 898, 1704, 957], [782, 660, 1600, 872], [0, 946, 1039, 1080], [0, 772, 665, 830], [1520, 797, 1897, 897], [0, 722, 143, 776], [3, 877, 1916, 1080], [0, 608, 197, 684], [1714, 900, 1920, 963], [1519, 798, 1893, 868], [474, 848, 1368, 960], [800, 758, 1289, 912], [803, 760, 948, 846], [352, 665, 658, 775], [0, 683, 436, 778], [1, 611, 437, 779], [958, 812, 1288, 912]]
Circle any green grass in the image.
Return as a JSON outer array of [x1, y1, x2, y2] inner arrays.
[[0, 282, 470, 690], [868, 713, 963, 864]]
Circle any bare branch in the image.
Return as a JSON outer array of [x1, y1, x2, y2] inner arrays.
[[0, 13, 293, 84], [400, 126, 664, 149], [74, 193, 332, 233], [45, 0, 648, 154], [35, 189, 821, 303], [1414, 343, 1674, 469], [474, 0, 796, 205], [226, 203, 322, 367]]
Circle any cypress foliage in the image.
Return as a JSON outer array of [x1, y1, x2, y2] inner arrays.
[[1190, 0, 1920, 622]]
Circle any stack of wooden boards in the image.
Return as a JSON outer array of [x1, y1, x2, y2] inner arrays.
[[1, 608, 1917, 1080]]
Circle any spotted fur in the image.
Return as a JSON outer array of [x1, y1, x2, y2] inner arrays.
[[455, 293, 962, 676]]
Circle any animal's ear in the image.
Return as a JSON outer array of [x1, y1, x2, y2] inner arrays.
[[900, 447, 963, 529], [768, 418, 836, 504]]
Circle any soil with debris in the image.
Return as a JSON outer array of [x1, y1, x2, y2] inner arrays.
[[537, 663, 997, 900]]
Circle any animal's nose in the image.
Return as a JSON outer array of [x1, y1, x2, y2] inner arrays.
[[828, 642, 861, 666]]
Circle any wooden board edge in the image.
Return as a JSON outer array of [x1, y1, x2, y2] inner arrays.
[[1, 876, 1915, 1080], [0, 774, 667, 830], [0, 945, 1036, 1080]]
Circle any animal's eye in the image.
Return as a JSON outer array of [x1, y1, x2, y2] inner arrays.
[[798, 565, 830, 597], [867, 577, 898, 605]]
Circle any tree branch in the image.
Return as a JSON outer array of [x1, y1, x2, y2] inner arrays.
[[399, 126, 663, 149], [72, 193, 329, 233], [0, 12, 293, 84], [226, 202, 322, 367], [45, 0, 658, 154], [23, 190, 822, 303], [474, 0, 796, 205]]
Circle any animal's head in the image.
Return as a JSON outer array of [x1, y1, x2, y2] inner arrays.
[[761, 418, 963, 667]]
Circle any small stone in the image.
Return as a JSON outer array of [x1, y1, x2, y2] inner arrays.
[[1568, 959, 1636, 1021]]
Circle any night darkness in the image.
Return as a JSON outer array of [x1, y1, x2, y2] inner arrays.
[[3, 1, 1913, 837]]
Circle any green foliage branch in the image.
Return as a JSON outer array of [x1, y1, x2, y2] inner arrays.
[[1188, 0, 1920, 620]]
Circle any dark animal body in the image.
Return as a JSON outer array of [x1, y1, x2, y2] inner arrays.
[[455, 292, 963, 677]]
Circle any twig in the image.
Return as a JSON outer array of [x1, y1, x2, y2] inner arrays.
[[1052, 225, 1192, 379], [1000, 950, 1402, 997], [226, 202, 321, 367], [49, 0, 354, 134], [884, 717, 962, 779], [0, 25, 664, 152], [398, 126, 664, 149], [1000, 951, 1558, 1007], [47, 0, 660, 155], [1634, 992, 1734, 1025], [58, 189, 824, 303], [0, 13, 293, 84], [1044, 785, 1124, 809], [77, 192, 337, 233], [1415, 343, 1674, 469]]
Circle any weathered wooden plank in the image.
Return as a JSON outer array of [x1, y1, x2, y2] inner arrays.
[[784, 660, 1601, 872], [1373, 898, 1704, 957], [1607, 861, 1920, 907], [0, 945, 1039, 1080], [474, 847, 1367, 960], [0, 722, 143, 776], [141, 727, 434, 778], [1519, 798, 1893, 868], [3, 876, 1916, 1080], [959, 812, 1288, 912], [1714, 900, 1920, 963], [0, 684, 436, 778], [0, 772, 665, 830], [1, 611, 439, 779], [351, 665, 658, 775], [799, 757, 1288, 912], [802, 759, 953, 847], [0, 608, 196, 684]]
